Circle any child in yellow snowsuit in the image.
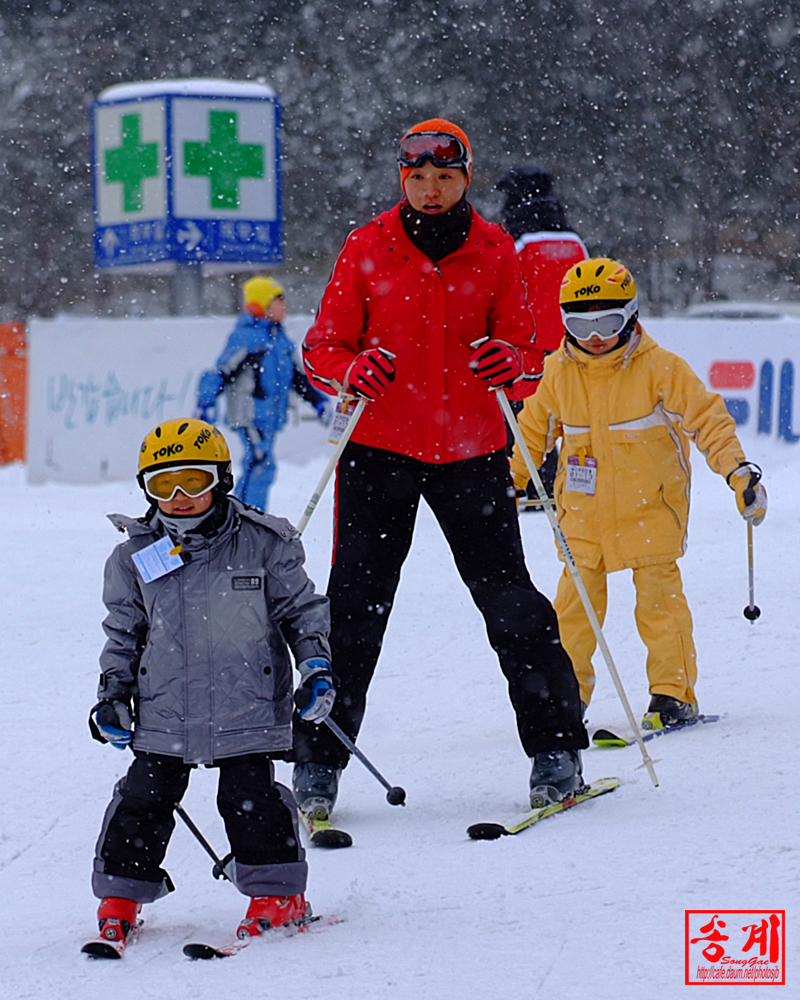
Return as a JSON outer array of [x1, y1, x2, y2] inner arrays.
[[511, 258, 767, 727]]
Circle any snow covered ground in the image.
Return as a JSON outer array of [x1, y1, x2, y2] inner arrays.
[[0, 414, 796, 999]]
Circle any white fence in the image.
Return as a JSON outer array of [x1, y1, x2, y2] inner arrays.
[[26, 314, 800, 483]]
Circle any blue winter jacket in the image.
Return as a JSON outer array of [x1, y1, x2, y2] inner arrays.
[[198, 313, 296, 434]]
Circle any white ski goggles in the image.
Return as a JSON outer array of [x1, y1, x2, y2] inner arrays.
[[143, 464, 219, 501], [561, 297, 638, 341]]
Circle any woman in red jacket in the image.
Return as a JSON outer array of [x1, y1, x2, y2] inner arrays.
[[296, 119, 588, 822]]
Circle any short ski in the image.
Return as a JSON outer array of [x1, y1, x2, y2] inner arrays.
[[184, 914, 333, 960], [592, 715, 720, 748], [299, 810, 353, 849], [467, 776, 621, 840], [184, 940, 251, 960], [81, 919, 143, 959]]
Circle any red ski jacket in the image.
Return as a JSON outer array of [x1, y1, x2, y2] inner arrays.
[[303, 203, 543, 463], [515, 232, 588, 353]]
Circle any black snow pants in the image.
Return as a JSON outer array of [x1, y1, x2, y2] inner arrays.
[[293, 443, 588, 769], [92, 752, 307, 903]]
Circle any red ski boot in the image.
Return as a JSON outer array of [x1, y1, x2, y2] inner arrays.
[[236, 894, 308, 940], [81, 897, 143, 958], [183, 894, 314, 959]]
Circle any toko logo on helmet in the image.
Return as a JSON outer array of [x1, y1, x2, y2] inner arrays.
[[151, 443, 184, 461], [193, 427, 212, 449]]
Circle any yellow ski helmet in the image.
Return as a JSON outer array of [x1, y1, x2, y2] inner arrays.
[[559, 257, 637, 310], [243, 275, 285, 316], [137, 418, 233, 494], [559, 257, 639, 343]]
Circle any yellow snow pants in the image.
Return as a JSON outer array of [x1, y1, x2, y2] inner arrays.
[[553, 558, 698, 708]]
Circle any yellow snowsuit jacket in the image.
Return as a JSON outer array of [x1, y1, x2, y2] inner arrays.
[[510, 327, 746, 572]]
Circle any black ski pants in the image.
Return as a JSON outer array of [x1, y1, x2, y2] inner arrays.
[[293, 443, 587, 768], [92, 752, 306, 903]]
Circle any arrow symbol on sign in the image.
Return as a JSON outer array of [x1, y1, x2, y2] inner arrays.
[[177, 220, 203, 251], [101, 229, 120, 255]]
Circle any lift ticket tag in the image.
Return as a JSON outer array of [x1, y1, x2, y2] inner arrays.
[[328, 398, 359, 445], [132, 536, 184, 583], [566, 455, 597, 495]]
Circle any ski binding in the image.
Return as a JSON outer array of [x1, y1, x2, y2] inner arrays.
[[467, 776, 621, 840], [592, 714, 720, 748], [299, 809, 352, 849], [81, 919, 143, 959]]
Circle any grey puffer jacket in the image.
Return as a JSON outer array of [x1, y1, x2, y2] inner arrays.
[[98, 497, 330, 764]]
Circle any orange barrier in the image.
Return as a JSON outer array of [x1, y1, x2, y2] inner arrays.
[[0, 321, 26, 464]]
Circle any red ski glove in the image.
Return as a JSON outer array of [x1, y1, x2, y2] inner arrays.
[[469, 338, 524, 388], [345, 348, 396, 400]]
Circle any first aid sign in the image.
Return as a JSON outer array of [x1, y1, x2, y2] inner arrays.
[[92, 79, 281, 269]]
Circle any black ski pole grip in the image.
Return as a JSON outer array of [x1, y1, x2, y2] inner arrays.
[[743, 472, 758, 508]]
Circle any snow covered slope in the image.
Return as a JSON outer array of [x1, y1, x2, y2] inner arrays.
[[0, 414, 795, 999]]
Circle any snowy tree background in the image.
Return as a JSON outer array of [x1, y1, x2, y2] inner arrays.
[[1, 0, 800, 319]]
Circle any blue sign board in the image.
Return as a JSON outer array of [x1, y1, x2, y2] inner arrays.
[[92, 80, 282, 269]]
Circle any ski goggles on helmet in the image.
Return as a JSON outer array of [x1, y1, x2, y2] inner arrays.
[[397, 132, 472, 170], [142, 464, 219, 501], [561, 297, 638, 341]]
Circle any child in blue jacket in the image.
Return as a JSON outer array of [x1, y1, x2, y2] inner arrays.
[[197, 276, 327, 511]]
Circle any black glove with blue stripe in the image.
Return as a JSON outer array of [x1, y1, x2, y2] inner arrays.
[[90, 700, 133, 749]]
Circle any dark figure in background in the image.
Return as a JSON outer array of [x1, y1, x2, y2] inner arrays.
[[496, 167, 588, 508]]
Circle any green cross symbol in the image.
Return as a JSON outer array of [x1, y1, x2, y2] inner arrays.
[[104, 113, 159, 213], [184, 110, 264, 210]]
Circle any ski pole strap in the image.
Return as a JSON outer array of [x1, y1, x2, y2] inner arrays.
[[726, 462, 762, 506]]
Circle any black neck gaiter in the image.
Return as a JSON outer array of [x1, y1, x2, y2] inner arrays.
[[399, 195, 473, 263]]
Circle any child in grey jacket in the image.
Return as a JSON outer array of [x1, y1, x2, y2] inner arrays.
[[84, 418, 333, 956]]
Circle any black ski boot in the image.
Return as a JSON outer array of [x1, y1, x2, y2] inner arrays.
[[292, 762, 341, 820], [529, 749, 587, 808], [642, 694, 699, 730]]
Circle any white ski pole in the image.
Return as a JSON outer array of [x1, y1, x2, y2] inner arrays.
[[497, 389, 659, 788], [295, 392, 407, 801], [296, 396, 367, 536]]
